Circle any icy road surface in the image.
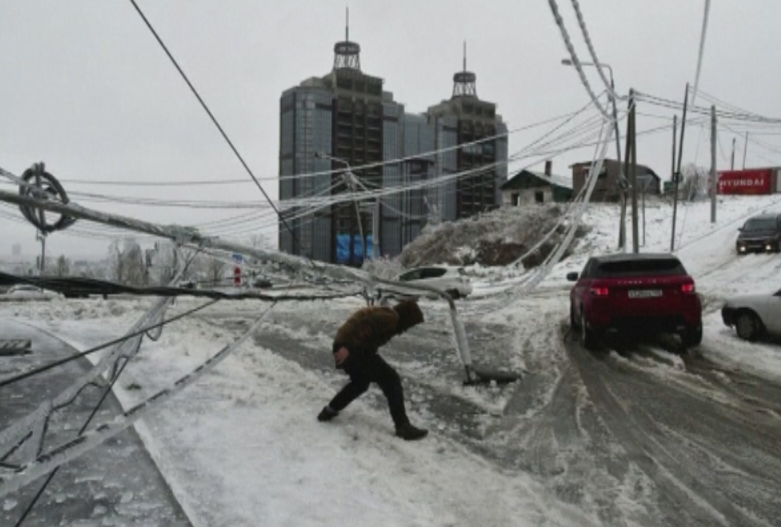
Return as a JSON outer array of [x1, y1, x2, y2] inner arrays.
[[207, 294, 781, 527]]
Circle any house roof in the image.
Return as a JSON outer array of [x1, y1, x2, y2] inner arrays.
[[501, 169, 573, 191], [569, 159, 661, 180], [527, 170, 573, 189]]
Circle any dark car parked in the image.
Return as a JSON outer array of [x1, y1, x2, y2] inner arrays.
[[736, 213, 781, 254], [567, 253, 702, 350]]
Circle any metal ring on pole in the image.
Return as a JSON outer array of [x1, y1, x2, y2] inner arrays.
[[18, 165, 77, 233]]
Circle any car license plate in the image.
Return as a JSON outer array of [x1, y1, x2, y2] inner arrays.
[[628, 289, 662, 299]]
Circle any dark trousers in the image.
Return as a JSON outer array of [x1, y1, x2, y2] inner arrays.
[[328, 351, 410, 429]]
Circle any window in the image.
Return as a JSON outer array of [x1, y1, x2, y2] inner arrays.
[[743, 218, 778, 231], [535, 191, 544, 203], [399, 269, 422, 281], [596, 258, 686, 277], [421, 268, 447, 279]]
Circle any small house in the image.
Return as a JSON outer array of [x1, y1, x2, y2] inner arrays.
[[501, 161, 573, 205]]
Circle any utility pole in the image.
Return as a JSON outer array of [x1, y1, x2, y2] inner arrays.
[[671, 83, 689, 252], [630, 89, 639, 253], [372, 199, 380, 259], [34, 163, 47, 276], [710, 105, 717, 223], [742, 131, 749, 169], [623, 96, 633, 253], [642, 179, 647, 246], [314, 152, 366, 265], [36, 231, 46, 276], [346, 172, 364, 264], [670, 112, 677, 208], [610, 76, 626, 252], [730, 137, 736, 170]]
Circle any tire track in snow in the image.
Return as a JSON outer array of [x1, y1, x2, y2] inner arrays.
[[566, 332, 781, 527], [485, 320, 662, 527]]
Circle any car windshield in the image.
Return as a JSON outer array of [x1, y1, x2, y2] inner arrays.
[[595, 258, 686, 277], [743, 218, 777, 231]]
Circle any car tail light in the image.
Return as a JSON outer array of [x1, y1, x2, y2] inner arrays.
[[681, 283, 695, 294], [590, 287, 609, 297]]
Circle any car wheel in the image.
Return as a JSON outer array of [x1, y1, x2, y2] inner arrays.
[[682, 325, 703, 347], [580, 308, 598, 351], [736, 311, 762, 341], [570, 303, 579, 330], [446, 289, 461, 300]]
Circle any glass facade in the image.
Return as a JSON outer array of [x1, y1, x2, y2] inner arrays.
[[495, 121, 509, 207], [433, 115, 459, 222], [381, 102, 403, 256], [278, 87, 333, 261], [278, 62, 509, 263]]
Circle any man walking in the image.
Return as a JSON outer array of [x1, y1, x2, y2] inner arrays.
[[317, 299, 428, 441]]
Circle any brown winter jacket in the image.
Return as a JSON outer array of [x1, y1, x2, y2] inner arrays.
[[332, 300, 424, 355]]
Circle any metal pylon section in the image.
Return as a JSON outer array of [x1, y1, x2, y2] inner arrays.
[[452, 41, 477, 98], [333, 7, 361, 70]]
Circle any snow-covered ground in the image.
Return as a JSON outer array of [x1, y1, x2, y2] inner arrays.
[[3, 194, 781, 526]]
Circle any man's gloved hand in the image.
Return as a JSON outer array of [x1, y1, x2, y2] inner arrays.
[[334, 346, 350, 367]]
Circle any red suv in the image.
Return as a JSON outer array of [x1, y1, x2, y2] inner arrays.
[[567, 253, 702, 349]]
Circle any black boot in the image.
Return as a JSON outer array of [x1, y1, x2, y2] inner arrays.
[[317, 406, 339, 422], [395, 423, 428, 441]]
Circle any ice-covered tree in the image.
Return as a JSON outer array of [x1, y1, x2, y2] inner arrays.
[[55, 255, 70, 277]]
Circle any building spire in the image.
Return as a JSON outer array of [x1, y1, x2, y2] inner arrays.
[[452, 41, 477, 98], [334, 7, 361, 70]]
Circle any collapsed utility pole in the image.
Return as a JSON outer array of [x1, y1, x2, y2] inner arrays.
[[710, 105, 717, 223], [671, 83, 689, 252]]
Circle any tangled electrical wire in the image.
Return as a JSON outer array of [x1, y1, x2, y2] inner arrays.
[[17, 164, 76, 234]]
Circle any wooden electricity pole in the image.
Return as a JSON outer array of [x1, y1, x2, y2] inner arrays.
[[730, 137, 736, 170], [623, 93, 633, 253], [710, 105, 717, 223], [671, 83, 689, 252], [629, 90, 639, 253]]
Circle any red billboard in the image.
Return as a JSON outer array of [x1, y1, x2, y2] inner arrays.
[[717, 169, 774, 195]]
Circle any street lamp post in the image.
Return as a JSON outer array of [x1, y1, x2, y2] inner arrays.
[[314, 152, 371, 264], [561, 59, 627, 251]]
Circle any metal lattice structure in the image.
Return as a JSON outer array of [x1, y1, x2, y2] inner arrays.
[[452, 42, 477, 98], [333, 8, 361, 71]]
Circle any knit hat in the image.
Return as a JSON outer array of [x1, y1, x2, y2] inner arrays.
[[393, 299, 424, 334]]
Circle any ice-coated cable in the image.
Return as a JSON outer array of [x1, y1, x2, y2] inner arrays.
[[546, 0, 611, 118], [569, 0, 619, 100], [0, 305, 274, 499]]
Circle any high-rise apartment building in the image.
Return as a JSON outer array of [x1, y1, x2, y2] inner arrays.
[[279, 28, 507, 265]]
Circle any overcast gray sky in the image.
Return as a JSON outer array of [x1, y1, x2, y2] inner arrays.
[[2, 0, 780, 260]]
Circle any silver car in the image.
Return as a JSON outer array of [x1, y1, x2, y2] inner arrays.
[[389, 266, 473, 300], [722, 289, 781, 341]]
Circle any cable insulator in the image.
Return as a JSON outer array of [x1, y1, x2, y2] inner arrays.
[[18, 165, 76, 233]]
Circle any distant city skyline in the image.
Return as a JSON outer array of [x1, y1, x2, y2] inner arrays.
[[2, 2, 781, 260]]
